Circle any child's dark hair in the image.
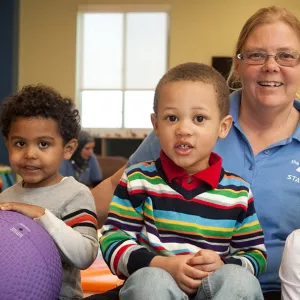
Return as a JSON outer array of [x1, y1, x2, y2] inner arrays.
[[154, 62, 230, 118], [0, 84, 81, 144]]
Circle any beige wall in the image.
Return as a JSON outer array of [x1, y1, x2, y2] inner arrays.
[[19, 0, 300, 99]]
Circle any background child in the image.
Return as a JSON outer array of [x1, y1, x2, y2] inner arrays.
[[280, 229, 300, 299], [0, 84, 98, 300], [99, 63, 267, 300]]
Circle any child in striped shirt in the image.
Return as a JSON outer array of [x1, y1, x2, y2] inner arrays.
[[0, 84, 98, 299], [100, 62, 267, 300]]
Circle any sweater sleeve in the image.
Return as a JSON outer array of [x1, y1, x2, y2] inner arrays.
[[35, 190, 99, 270], [100, 170, 156, 278], [222, 188, 267, 277]]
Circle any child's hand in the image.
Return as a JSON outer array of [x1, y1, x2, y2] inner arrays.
[[150, 255, 209, 295], [188, 249, 224, 273], [0, 202, 45, 219]]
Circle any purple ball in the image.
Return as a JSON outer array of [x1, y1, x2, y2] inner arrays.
[[0, 210, 62, 300]]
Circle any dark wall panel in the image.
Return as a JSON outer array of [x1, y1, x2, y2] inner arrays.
[[0, 0, 19, 165]]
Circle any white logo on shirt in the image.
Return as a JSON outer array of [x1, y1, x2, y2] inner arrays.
[[287, 159, 300, 183], [287, 160, 300, 183]]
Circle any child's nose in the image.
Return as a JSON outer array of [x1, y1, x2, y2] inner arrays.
[[175, 120, 192, 136], [24, 146, 38, 159]]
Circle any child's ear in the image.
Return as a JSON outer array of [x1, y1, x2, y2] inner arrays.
[[63, 138, 78, 160], [218, 115, 233, 139], [151, 113, 159, 136]]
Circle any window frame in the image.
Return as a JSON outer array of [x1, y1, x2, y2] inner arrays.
[[76, 5, 170, 138]]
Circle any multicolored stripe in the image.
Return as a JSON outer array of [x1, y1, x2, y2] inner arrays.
[[63, 209, 97, 230], [100, 159, 267, 278]]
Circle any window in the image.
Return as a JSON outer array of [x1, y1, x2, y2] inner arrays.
[[76, 6, 169, 136]]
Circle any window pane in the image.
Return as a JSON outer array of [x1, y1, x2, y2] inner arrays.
[[82, 13, 123, 89], [125, 13, 168, 89], [124, 91, 154, 128], [82, 91, 122, 128]]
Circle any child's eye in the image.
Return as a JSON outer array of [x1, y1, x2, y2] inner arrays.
[[15, 141, 25, 147], [167, 115, 178, 122], [194, 116, 204, 123], [39, 141, 49, 149]]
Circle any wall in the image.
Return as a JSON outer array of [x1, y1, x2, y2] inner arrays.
[[19, 0, 300, 100], [0, 0, 19, 165]]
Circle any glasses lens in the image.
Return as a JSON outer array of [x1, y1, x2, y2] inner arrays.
[[276, 52, 300, 66], [244, 52, 266, 65]]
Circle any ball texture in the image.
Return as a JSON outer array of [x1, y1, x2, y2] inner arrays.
[[0, 210, 62, 300]]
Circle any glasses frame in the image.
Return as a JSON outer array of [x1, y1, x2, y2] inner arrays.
[[236, 51, 300, 67]]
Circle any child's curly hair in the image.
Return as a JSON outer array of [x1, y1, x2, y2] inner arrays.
[[0, 84, 81, 144]]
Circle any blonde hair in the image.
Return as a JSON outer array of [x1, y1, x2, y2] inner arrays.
[[227, 6, 300, 89]]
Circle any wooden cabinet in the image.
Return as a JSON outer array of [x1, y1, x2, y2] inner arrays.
[[94, 137, 144, 158]]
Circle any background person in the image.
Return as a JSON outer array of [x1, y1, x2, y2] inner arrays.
[[60, 130, 102, 188]]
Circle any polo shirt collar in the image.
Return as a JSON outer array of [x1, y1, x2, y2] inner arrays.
[[292, 99, 300, 142], [160, 150, 222, 189]]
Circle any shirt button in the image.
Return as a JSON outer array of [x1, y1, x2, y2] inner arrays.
[[249, 165, 254, 170], [187, 177, 193, 184], [264, 150, 270, 155]]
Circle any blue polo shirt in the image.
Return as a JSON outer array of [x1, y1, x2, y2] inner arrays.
[[128, 89, 300, 293]]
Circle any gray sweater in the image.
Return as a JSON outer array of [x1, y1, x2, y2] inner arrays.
[[0, 176, 99, 299]]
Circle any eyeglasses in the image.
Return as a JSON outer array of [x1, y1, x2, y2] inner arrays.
[[236, 51, 300, 67]]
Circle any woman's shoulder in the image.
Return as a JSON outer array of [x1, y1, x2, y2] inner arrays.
[[127, 131, 160, 166]]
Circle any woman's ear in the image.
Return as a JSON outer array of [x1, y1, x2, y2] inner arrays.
[[63, 139, 78, 160], [218, 115, 233, 139], [233, 58, 241, 80]]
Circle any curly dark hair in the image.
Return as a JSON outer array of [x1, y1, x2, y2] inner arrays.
[[0, 84, 81, 144]]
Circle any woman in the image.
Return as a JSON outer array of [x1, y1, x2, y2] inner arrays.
[[92, 6, 300, 299], [60, 130, 102, 188]]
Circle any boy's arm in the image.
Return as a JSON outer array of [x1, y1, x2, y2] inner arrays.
[[100, 170, 157, 278], [92, 165, 126, 227], [225, 189, 267, 277], [92, 131, 160, 227], [35, 191, 98, 270], [89, 153, 103, 185]]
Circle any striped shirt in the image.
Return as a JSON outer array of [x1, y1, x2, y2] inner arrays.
[[101, 159, 267, 278]]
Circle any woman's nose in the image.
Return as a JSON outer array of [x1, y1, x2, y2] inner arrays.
[[262, 56, 280, 72]]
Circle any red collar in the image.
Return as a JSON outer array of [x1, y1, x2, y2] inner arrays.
[[160, 150, 222, 189]]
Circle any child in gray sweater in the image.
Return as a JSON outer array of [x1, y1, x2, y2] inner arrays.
[[0, 84, 98, 299]]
